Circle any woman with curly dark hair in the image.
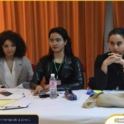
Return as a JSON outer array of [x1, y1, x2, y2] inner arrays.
[[30, 27, 84, 95], [0, 30, 33, 88]]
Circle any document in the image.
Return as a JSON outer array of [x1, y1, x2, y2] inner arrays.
[[0, 89, 34, 110], [0, 99, 18, 106], [0, 90, 24, 99], [0, 97, 34, 110]]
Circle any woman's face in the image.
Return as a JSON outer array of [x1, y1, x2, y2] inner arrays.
[[2, 40, 16, 57], [49, 33, 67, 53], [108, 34, 124, 55]]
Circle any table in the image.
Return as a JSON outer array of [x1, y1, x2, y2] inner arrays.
[[0, 89, 124, 124]]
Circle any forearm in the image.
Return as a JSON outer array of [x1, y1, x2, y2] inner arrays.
[[57, 81, 84, 91], [95, 68, 108, 90], [101, 61, 108, 74], [30, 69, 42, 90], [68, 81, 84, 90], [30, 77, 41, 90], [120, 59, 124, 72]]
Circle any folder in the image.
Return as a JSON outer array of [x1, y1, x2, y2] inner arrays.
[[0, 105, 28, 110]]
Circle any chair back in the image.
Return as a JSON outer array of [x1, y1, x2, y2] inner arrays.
[[82, 63, 86, 72], [31, 64, 36, 72]]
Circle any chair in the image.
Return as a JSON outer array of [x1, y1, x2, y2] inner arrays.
[[82, 63, 86, 72], [31, 64, 36, 72]]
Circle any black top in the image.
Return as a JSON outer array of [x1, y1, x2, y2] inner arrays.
[[30, 55, 84, 91], [88, 52, 124, 90], [52, 62, 63, 79]]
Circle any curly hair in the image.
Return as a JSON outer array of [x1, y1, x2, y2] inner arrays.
[[0, 30, 26, 58], [48, 27, 74, 57]]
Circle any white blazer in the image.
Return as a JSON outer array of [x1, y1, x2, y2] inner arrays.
[[0, 57, 34, 88]]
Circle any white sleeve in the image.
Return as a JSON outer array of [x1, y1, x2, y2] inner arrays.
[[0, 85, 5, 88]]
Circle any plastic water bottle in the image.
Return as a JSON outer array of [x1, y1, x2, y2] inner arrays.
[[49, 73, 57, 99]]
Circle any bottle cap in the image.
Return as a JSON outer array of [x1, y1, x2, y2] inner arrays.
[[51, 73, 55, 77]]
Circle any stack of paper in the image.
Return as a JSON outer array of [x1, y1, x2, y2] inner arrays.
[[0, 99, 18, 106], [0, 90, 33, 110]]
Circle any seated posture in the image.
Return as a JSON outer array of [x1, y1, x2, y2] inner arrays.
[[0, 30, 33, 88], [30, 27, 84, 95], [88, 28, 124, 90]]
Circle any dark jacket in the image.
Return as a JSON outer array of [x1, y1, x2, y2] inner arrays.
[[30, 55, 84, 91], [88, 52, 124, 90]]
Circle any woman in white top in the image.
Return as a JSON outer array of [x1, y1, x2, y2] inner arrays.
[[0, 30, 33, 88]]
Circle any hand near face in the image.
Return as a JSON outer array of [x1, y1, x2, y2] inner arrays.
[[101, 53, 124, 74], [104, 53, 123, 66]]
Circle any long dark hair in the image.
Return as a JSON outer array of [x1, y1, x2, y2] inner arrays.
[[48, 27, 74, 57]]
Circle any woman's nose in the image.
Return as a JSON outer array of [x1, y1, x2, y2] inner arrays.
[[8, 46, 12, 50], [53, 41, 57, 45], [114, 45, 118, 49]]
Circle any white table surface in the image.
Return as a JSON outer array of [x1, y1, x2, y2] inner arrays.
[[0, 89, 124, 124]]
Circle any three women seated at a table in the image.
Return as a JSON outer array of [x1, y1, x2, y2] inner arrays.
[[0, 27, 124, 93]]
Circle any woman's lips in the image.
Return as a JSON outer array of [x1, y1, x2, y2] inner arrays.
[[53, 47, 58, 49]]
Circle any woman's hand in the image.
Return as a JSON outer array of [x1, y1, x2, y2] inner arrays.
[[101, 53, 123, 74], [43, 84, 50, 92], [32, 85, 43, 96], [105, 53, 122, 65]]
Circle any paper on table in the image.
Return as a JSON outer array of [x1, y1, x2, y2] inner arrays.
[[9, 97, 33, 107], [0, 97, 34, 110], [0, 90, 25, 107], [0, 99, 18, 106], [0, 91, 24, 99]]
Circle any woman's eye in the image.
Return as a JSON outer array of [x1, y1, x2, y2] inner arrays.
[[117, 42, 122, 46], [3, 45, 8, 48], [110, 42, 114, 45], [50, 38, 62, 42], [12, 44, 16, 47]]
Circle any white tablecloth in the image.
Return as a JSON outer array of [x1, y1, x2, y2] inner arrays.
[[0, 89, 124, 124]]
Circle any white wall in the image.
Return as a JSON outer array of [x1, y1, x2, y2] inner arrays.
[[104, 2, 114, 53]]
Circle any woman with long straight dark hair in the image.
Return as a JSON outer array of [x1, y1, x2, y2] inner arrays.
[[30, 27, 84, 95]]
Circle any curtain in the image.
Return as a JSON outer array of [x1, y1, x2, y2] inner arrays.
[[84, 2, 106, 86], [0, 1, 106, 88], [113, 2, 124, 28]]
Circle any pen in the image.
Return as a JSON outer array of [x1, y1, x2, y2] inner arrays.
[[0, 106, 20, 108]]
